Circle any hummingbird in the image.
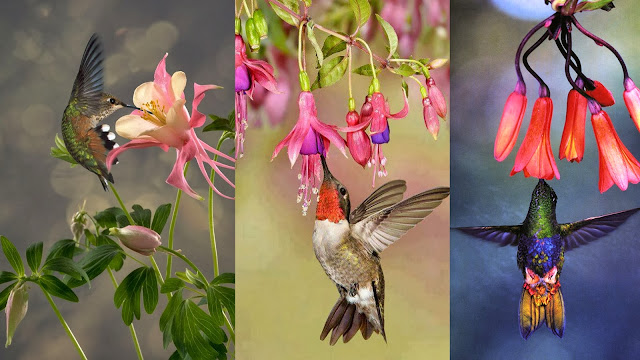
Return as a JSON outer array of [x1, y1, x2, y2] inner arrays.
[[313, 155, 449, 345], [61, 33, 137, 190], [457, 179, 640, 339]]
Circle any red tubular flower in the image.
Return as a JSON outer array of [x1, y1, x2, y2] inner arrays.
[[510, 96, 560, 180], [623, 77, 640, 133], [426, 78, 447, 119], [344, 110, 371, 167], [559, 87, 587, 162], [585, 80, 615, 107], [494, 81, 527, 162], [422, 97, 439, 140], [590, 101, 640, 192]]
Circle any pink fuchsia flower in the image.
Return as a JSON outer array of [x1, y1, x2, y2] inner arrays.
[[510, 96, 560, 180], [343, 109, 372, 168], [559, 83, 588, 163], [106, 54, 235, 200], [589, 100, 640, 193], [272, 91, 347, 215], [110, 225, 162, 256], [5, 282, 28, 347], [235, 35, 278, 157], [494, 81, 527, 162], [422, 97, 439, 140], [426, 78, 447, 119], [623, 77, 640, 133]]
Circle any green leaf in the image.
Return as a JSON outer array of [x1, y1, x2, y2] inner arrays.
[[94, 207, 126, 230], [0, 282, 17, 310], [142, 268, 158, 314], [306, 22, 324, 68], [269, 0, 299, 27], [42, 257, 90, 287], [151, 204, 172, 234], [161, 278, 186, 294], [84, 229, 97, 246], [51, 134, 78, 167], [203, 114, 234, 133], [352, 63, 381, 76], [206, 286, 224, 326], [117, 214, 131, 227], [577, 0, 614, 12], [394, 64, 418, 77], [322, 35, 347, 58], [39, 275, 78, 302], [402, 79, 409, 97], [45, 239, 78, 263], [0, 271, 17, 285], [349, 0, 371, 28], [160, 289, 182, 333], [211, 273, 235, 285], [188, 300, 226, 344], [312, 56, 348, 90], [67, 244, 123, 288], [130, 205, 151, 228], [185, 269, 207, 290], [1, 236, 24, 277], [172, 299, 227, 359], [375, 14, 398, 58], [114, 267, 147, 325], [211, 285, 235, 326], [26, 242, 43, 273]]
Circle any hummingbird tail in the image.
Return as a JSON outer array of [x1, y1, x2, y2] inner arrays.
[[320, 296, 383, 345], [518, 285, 565, 339]]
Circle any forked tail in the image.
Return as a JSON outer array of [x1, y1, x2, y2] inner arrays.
[[319, 297, 385, 345]]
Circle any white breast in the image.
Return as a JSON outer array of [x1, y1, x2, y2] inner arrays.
[[312, 219, 350, 261]]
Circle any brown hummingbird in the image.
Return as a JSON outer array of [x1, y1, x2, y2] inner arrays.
[[61, 33, 137, 190], [313, 155, 449, 345]]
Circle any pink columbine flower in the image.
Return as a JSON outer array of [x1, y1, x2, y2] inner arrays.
[[272, 91, 347, 215], [109, 225, 162, 256], [623, 77, 640, 133], [106, 54, 235, 200], [235, 35, 278, 157]]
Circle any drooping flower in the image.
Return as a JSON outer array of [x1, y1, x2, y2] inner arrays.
[[106, 54, 235, 200], [495, 81, 527, 162], [272, 90, 347, 215], [235, 35, 279, 157], [623, 77, 640, 133], [589, 100, 640, 192], [250, 47, 293, 127], [426, 78, 447, 119], [380, 0, 423, 57], [585, 80, 615, 107], [109, 225, 161, 256], [344, 109, 371, 167], [559, 80, 587, 163], [510, 96, 560, 180], [422, 97, 439, 140], [5, 283, 28, 347]]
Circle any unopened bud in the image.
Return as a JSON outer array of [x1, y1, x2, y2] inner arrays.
[[109, 225, 161, 256], [5, 283, 29, 348], [253, 9, 268, 39], [245, 18, 260, 51]]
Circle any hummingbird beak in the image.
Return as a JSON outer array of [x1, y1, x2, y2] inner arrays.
[[320, 155, 332, 180], [124, 104, 140, 110]]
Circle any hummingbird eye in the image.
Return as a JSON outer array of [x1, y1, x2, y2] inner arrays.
[[109, 98, 116, 105], [339, 187, 347, 196]]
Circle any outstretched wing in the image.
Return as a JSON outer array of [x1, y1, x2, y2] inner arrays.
[[350, 180, 407, 223], [455, 225, 521, 246], [70, 33, 104, 116], [352, 187, 449, 254], [560, 208, 640, 251]]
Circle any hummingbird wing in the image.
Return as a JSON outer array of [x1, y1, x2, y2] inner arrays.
[[350, 180, 407, 224], [559, 208, 640, 251], [70, 33, 104, 116], [352, 187, 449, 254], [455, 225, 521, 246]]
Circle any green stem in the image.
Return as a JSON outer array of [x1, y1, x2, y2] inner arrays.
[[166, 163, 188, 280], [109, 183, 135, 225], [390, 58, 431, 78], [39, 285, 87, 360], [347, 46, 353, 101], [223, 311, 235, 345], [209, 136, 225, 278], [297, 21, 306, 72], [356, 37, 377, 81], [185, 286, 207, 297], [159, 246, 200, 273], [107, 269, 144, 360], [242, 0, 251, 16], [149, 256, 165, 287]]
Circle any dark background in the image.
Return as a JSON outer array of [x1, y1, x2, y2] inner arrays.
[[0, 1, 234, 358], [451, 0, 640, 359]]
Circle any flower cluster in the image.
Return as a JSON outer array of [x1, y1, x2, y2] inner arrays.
[[494, 3, 640, 192]]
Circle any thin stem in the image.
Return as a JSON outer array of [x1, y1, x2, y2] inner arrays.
[[159, 246, 200, 272], [209, 136, 226, 278], [109, 183, 135, 225], [407, 75, 424, 88], [356, 37, 377, 81], [223, 312, 235, 345], [564, 23, 594, 100], [40, 285, 88, 360], [515, 14, 556, 84], [149, 256, 165, 287], [347, 46, 353, 100], [185, 286, 207, 297], [108, 269, 144, 360], [265, 0, 300, 23], [298, 21, 305, 72], [522, 30, 551, 95], [242, 0, 251, 17], [571, 16, 629, 79], [166, 163, 188, 280]]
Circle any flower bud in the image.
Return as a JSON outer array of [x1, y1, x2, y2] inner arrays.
[[428, 58, 448, 69], [6, 283, 29, 347], [422, 98, 440, 140], [245, 18, 260, 52], [70, 211, 87, 242], [109, 225, 161, 256], [253, 9, 268, 39], [426, 78, 447, 118], [345, 111, 372, 167]]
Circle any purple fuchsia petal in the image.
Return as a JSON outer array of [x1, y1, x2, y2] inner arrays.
[[235, 64, 251, 92], [371, 124, 390, 144]]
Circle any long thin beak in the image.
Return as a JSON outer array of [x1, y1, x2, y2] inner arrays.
[[320, 155, 331, 179], [124, 104, 140, 110]]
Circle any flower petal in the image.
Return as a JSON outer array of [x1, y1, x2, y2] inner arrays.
[[106, 138, 168, 170], [191, 83, 221, 128], [166, 143, 201, 199], [170, 71, 187, 102], [115, 114, 160, 140], [132, 82, 157, 108]]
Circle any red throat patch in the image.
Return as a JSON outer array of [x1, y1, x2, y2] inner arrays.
[[316, 182, 345, 223]]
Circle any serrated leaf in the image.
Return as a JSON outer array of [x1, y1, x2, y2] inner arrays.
[[352, 64, 381, 76], [45, 239, 77, 263], [375, 14, 398, 58], [314, 56, 348, 89], [307, 23, 324, 68], [0, 282, 17, 310], [67, 244, 122, 288], [43, 257, 91, 287], [269, 0, 299, 26], [161, 278, 186, 294], [0, 271, 17, 285], [51, 134, 78, 167], [394, 64, 418, 76], [151, 204, 172, 234], [349, 0, 371, 28], [1, 236, 24, 277], [211, 273, 235, 285], [26, 242, 43, 273], [130, 205, 151, 228], [322, 35, 347, 58], [142, 268, 158, 314], [95, 207, 126, 230], [39, 275, 78, 302]]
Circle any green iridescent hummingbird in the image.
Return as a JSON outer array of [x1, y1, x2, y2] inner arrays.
[[61, 34, 137, 190]]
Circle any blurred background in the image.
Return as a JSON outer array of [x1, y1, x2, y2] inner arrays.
[[451, 0, 640, 359], [236, 1, 450, 358], [0, 1, 234, 359]]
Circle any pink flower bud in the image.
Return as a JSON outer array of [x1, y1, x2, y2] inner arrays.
[[109, 225, 161, 256], [6, 283, 29, 347], [623, 77, 640, 133], [427, 78, 447, 118], [422, 98, 440, 140], [345, 111, 372, 167]]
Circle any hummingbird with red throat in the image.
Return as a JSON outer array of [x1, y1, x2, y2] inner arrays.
[[313, 155, 449, 344], [61, 33, 137, 190]]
